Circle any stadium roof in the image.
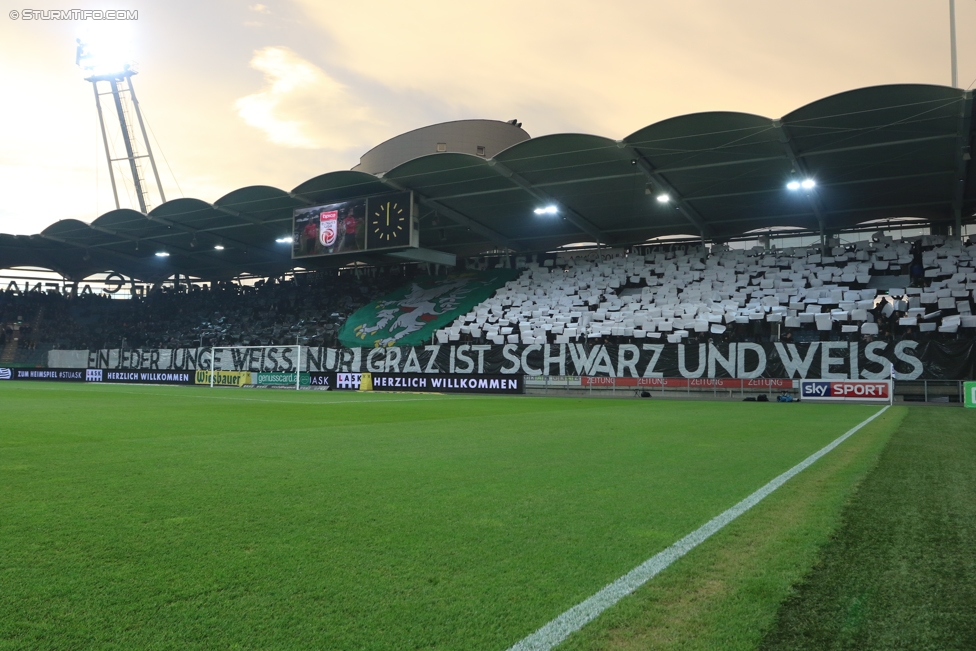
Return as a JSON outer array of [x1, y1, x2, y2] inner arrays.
[[2, 83, 974, 281]]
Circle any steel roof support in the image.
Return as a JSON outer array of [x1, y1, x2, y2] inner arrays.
[[89, 211, 285, 269], [773, 119, 829, 247], [36, 232, 142, 265], [952, 91, 973, 239], [487, 159, 607, 244], [213, 205, 267, 228], [288, 192, 315, 205], [17, 236, 72, 278], [377, 177, 515, 251], [617, 142, 712, 239], [647, 134, 957, 176]]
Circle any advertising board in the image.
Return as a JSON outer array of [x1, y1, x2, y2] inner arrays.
[[7, 368, 85, 382], [799, 380, 892, 402], [194, 370, 252, 387], [308, 372, 334, 389], [368, 373, 524, 394], [85, 369, 193, 384], [0, 367, 191, 384], [253, 372, 310, 386], [579, 377, 795, 389]]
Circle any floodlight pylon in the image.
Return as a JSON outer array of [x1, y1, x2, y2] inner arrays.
[[81, 48, 166, 213]]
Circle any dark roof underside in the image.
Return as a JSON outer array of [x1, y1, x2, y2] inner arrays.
[[2, 84, 973, 281]]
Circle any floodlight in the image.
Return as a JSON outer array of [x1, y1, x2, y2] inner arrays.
[[534, 205, 558, 215], [154, 251, 170, 257], [214, 244, 225, 250], [786, 180, 801, 191], [801, 178, 816, 190], [75, 30, 134, 77], [275, 236, 293, 243], [656, 193, 671, 204]]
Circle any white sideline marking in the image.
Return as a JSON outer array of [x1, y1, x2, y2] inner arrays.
[[506, 405, 891, 651]]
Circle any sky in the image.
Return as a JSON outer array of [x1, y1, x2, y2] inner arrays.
[[0, 0, 974, 236]]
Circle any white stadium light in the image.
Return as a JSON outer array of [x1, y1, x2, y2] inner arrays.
[[213, 245, 225, 250], [656, 193, 671, 203], [788, 178, 815, 191], [534, 205, 559, 215], [75, 26, 135, 77], [275, 236, 293, 243], [154, 251, 170, 257]]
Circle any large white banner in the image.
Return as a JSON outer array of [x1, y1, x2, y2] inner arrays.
[[62, 340, 951, 380]]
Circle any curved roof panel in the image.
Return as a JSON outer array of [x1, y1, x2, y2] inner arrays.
[[291, 171, 389, 205], [1, 84, 972, 279]]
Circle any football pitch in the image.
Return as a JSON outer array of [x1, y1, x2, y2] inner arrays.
[[0, 384, 908, 649]]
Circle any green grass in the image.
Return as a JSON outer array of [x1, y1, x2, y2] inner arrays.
[[560, 406, 904, 651], [0, 383, 896, 650], [759, 407, 976, 651]]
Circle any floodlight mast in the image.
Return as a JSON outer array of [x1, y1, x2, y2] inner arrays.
[[950, 0, 958, 88], [79, 41, 166, 213]]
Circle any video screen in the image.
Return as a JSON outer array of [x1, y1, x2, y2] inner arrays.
[[292, 199, 366, 258]]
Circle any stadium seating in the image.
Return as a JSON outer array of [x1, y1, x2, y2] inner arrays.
[[2, 235, 974, 352], [0, 267, 415, 351], [436, 234, 976, 345]]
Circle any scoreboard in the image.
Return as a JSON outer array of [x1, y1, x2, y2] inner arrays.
[[292, 191, 417, 259]]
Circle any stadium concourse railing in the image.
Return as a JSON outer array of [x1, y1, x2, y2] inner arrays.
[[523, 376, 970, 404]]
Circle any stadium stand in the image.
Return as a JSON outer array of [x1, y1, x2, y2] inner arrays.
[[3, 234, 975, 358], [0, 266, 416, 353], [3, 233, 975, 359], [436, 234, 976, 346]]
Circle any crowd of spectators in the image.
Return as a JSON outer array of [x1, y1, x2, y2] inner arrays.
[[2, 234, 975, 357], [443, 235, 976, 348], [0, 266, 417, 352]]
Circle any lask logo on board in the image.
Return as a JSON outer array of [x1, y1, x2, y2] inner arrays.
[[336, 373, 362, 389], [0, 367, 11, 380]]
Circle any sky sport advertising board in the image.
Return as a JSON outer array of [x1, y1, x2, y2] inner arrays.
[[799, 380, 891, 402], [292, 191, 414, 259]]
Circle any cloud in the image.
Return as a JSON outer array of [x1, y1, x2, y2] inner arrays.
[[234, 46, 385, 150], [250, 4, 271, 13], [291, 0, 962, 138]]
